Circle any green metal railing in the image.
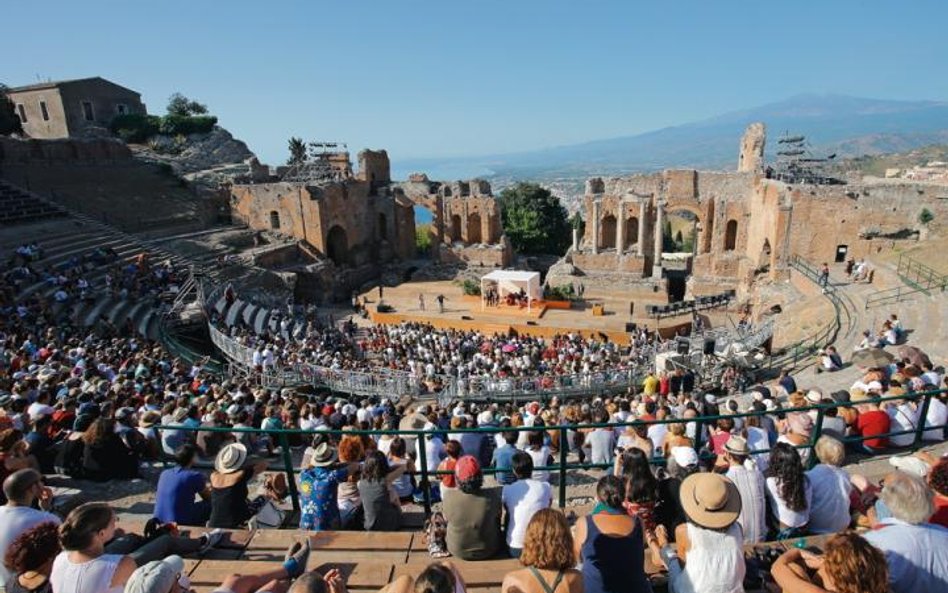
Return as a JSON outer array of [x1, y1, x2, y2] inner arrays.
[[865, 253, 948, 309], [155, 388, 947, 517]]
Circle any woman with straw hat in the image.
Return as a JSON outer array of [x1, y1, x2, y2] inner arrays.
[[208, 443, 287, 529], [648, 472, 746, 593]]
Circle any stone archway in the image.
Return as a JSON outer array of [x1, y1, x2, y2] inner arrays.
[[451, 214, 462, 242], [326, 225, 349, 267], [600, 214, 617, 250], [625, 216, 639, 248], [724, 219, 738, 251], [467, 212, 482, 244]]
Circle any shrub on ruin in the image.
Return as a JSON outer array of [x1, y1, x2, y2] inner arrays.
[[166, 93, 208, 117], [158, 115, 217, 136], [111, 114, 161, 143], [919, 208, 934, 225], [458, 279, 481, 296], [0, 84, 23, 136]]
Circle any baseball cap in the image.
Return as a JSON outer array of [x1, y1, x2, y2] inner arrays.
[[124, 555, 186, 593], [454, 455, 482, 482]]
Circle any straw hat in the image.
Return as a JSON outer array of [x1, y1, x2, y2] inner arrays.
[[310, 441, 337, 467], [139, 411, 161, 428], [215, 443, 249, 474], [724, 435, 750, 457], [679, 473, 742, 530]]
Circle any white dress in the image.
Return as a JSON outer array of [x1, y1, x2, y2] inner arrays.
[[668, 522, 745, 593], [50, 552, 125, 593]]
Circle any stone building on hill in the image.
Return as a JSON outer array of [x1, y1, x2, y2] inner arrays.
[[7, 77, 146, 139]]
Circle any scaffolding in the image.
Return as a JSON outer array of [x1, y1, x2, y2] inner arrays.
[[766, 132, 845, 185]]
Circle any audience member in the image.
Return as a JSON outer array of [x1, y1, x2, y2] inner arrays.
[[500, 509, 582, 593], [154, 444, 212, 527], [771, 531, 889, 593], [442, 456, 502, 560], [501, 452, 552, 558]]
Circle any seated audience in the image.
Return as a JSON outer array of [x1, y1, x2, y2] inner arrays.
[[154, 444, 212, 527], [615, 448, 661, 533], [0, 469, 60, 589], [649, 472, 746, 593], [442, 455, 502, 560], [573, 475, 652, 593], [501, 509, 582, 593], [299, 438, 360, 531], [806, 436, 852, 534], [771, 531, 889, 593], [3, 521, 61, 593], [765, 442, 812, 539], [864, 471, 948, 593], [211, 443, 287, 529], [358, 450, 406, 531], [502, 451, 552, 558], [81, 418, 140, 481], [721, 435, 766, 544]]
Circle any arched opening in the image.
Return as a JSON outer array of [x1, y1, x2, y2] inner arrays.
[[377, 213, 387, 240], [467, 213, 482, 244], [625, 216, 639, 248], [450, 214, 462, 242], [326, 225, 349, 267], [600, 214, 617, 249], [724, 219, 738, 251], [269, 211, 280, 230], [758, 238, 772, 270]]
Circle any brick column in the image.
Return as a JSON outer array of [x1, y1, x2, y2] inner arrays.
[[616, 206, 625, 255], [592, 199, 601, 254], [637, 201, 647, 256], [653, 201, 664, 278]]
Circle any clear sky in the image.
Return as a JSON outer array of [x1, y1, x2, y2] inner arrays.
[[6, 1, 947, 165]]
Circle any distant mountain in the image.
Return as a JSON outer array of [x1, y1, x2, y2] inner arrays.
[[391, 94, 948, 182]]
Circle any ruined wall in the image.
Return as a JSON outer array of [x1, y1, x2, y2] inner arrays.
[[0, 136, 133, 163], [738, 122, 766, 173]]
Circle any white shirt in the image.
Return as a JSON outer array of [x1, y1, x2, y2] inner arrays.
[[725, 464, 767, 544], [0, 506, 61, 588], [501, 479, 552, 549], [647, 423, 668, 453], [525, 446, 552, 482], [416, 436, 445, 472], [765, 475, 813, 528], [806, 464, 852, 534], [924, 398, 947, 441], [888, 403, 920, 447]]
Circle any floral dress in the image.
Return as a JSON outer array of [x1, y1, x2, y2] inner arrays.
[[299, 465, 349, 530]]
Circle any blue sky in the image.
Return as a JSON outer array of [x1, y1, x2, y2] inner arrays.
[[6, 1, 947, 165]]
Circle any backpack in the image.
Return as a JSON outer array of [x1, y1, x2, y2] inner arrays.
[[422, 511, 450, 558]]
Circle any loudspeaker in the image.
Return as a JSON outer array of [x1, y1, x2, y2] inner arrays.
[[461, 315, 473, 320], [703, 339, 716, 355], [676, 338, 690, 355], [625, 322, 637, 333], [526, 321, 537, 326]]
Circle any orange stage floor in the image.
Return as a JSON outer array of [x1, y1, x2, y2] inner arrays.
[[360, 280, 731, 344]]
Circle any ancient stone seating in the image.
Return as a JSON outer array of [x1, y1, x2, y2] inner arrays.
[[0, 180, 66, 224]]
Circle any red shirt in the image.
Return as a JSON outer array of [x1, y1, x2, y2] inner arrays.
[[856, 410, 890, 449], [438, 457, 458, 488], [931, 495, 948, 528]]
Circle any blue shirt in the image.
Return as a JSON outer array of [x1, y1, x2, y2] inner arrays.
[[491, 444, 518, 485], [299, 465, 349, 531], [154, 466, 207, 525], [864, 518, 948, 593]]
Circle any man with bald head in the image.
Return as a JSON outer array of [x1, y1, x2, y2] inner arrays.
[[0, 469, 60, 589]]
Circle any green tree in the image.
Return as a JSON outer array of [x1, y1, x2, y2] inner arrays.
[[919, 208, 934, 225], [287, 137, 307, 165], [0, 84, 23, 136], [497, 182, 570, 255], [416, 223, 433, 254], [166, 92, 209, 117]]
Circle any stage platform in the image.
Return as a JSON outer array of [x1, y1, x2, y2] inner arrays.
[[360, 280, 732, 344]]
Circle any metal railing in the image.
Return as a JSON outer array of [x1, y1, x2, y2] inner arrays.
[[770, 256, 849, 369], [865, 253, 948, 309], [155, 388, 947, 517]]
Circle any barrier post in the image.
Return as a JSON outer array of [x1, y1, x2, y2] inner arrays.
[[558, 426, 568, 509], [912, 391, 933, 449], [278, 432, 300, 512], [807, 405, 825, 470], [417, 433, 432, 515]]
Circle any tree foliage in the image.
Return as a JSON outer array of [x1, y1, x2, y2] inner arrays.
[[0, 84, 23, 136], [287, 137, 307, 165], [919, 208, 934, 225], [166, 93, 209, 117], [497, 182, 571, 255]]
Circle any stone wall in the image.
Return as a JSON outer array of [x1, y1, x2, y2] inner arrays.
[[0, 136, 133, 164]]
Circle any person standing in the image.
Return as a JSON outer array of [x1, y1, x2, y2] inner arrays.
[[419, 294, 426, 311], [436, 294, 446, 313]]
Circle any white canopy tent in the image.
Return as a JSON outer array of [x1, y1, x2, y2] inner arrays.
[[480, 270, 542, 311]]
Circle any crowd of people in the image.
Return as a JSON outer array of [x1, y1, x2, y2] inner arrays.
[[2, 239, 948, 592]]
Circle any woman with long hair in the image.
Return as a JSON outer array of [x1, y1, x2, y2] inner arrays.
[[387, 436, 417, 502], [614, 448, 660, 532], [765, 442, 812, 539], [572, 475, 652, 593], [81, 419, 139, 481], [50, 503, 137, 593], [501, 509, 582, 593], [4, 522, 61, 593], [358, 450, 406, 531], [771, 532, 888, 593]]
